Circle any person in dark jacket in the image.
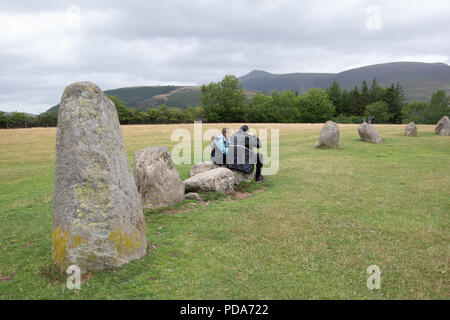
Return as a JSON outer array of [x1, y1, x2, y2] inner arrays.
[[226, 125, 265, 182]]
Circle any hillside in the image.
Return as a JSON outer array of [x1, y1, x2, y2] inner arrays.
[[239, 62, 450, 101], [47, 85, 193, 112], [48, 85, 258, 113], [47, 62, 450, 113], [135, 86, 202, 109]]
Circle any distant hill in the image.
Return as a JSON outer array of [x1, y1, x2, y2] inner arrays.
[[105, 86, 179, 107], [48, 85, 258, 112], [239, 62, 450, 101], [47, 85, 197, 112], [134, 86, 202, 109], [47, 62, 450, 113]]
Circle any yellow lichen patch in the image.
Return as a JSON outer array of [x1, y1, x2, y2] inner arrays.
[[52, 227, 70, 267], [109, 228, 143, 258], [72, 235, 88, 248], [73, 162, 113, 227], [52, 227, 90, 268]]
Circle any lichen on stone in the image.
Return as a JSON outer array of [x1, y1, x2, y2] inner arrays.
[[109, 228, 143, 258]]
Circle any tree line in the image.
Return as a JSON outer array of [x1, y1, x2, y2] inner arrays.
[[201, 75, 448, 124], [0, 110, 58, 129], [1, 75, 448, 128]]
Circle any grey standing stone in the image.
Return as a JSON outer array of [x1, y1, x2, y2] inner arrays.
[[314, 120, 340, 148], [435, 116, 450, 136], [134, 146, 185, 209], [404, 122, 418, 137], [183, 167, 234, 195], [52, 82, 147, 273], [358, 122, 383, 144]]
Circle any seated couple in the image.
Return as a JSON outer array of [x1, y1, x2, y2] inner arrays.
[[211, 125, 265, 183]]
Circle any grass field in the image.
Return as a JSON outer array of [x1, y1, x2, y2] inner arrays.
[[0, 123, 449, 299]]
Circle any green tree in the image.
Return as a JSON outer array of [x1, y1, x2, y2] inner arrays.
[[36, 111, 58, 127], [350, 86, 364, 115], [157, 105, 169, 123], [272, 90, 301, 122], [402, 91, 449, 124], [184, 106, 205, 122], [341, 89, 352, 115], [360, 80, 370, 107], [326, 80, 342, 115], [144, 108, 160, 124], [167, 107, 185, 123], [364, 101, 392, 123], [107, 95, 133, 124], [383, 83, 405, 123], [429, 90, 450, 122], [8, 112, 30, 128], [298, 88, 335, 123], [392, 83, 406, 123], [0, 111, 6, 128], [131, 109, 145, 124], [369, 77, 384, 103], [247, 93, 274, 122], [200, 75, 246, 122], [401, 101, 430, 124]]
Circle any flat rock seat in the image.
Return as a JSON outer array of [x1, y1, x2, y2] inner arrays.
[[189, 161, 254, 185], [183, 167, 235, 195]]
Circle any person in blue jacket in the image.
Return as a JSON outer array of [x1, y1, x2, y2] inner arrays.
[[211, 128, 231, 165]]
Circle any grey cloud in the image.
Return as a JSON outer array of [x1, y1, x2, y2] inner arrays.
[[0, 0, 449, 113]]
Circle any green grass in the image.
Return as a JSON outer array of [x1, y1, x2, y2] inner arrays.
[[0, 123, 448, 299]]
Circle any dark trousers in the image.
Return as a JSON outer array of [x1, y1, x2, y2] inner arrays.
[[255, 153, 263, 179]]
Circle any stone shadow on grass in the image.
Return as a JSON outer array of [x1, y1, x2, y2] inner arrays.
[[143, 179, 270, 217]]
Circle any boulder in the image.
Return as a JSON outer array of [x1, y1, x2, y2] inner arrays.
[[358, 122, 383, 144], [404, 122, 418, 137], [134, 146, 185, 209], [190, 161, 221, 177], [231, 170, 254, 185], [183, 167, 234, 195], [314, 120, 340, 148], [190, 161, 253, 185], [435, 116, 450, 136], [185, 192, 202, 201], [52, 82, 146, 272]]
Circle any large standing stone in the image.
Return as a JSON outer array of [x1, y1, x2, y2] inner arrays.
[[183, 167, 235, 195], [435, 116, 450, 136], [314, 120, 340, 148], [134, 146, 185, 209], [404, 122, 418, 137], [52, 82, 147, 272], [358, 122, 383, 144]]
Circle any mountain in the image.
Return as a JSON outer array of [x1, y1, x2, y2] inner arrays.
[[47, 62, 450, 113], [48, 85, 201, 112], [48, 85, 257, 112], [239, 62, 450, 101], [134, 86, 202, 109]]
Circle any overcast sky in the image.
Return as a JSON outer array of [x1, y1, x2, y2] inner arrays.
[[1, 0, 449, 114]]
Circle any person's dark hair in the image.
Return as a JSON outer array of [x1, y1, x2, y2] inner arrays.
[[240, 125, 249, 132], [222, 128, 229, 136]]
